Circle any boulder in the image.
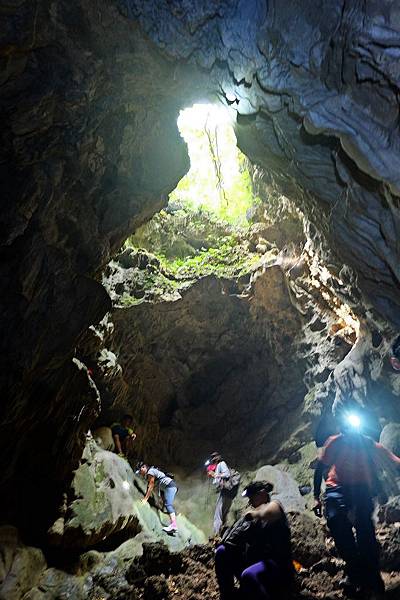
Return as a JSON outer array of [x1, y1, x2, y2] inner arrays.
[[22, 570, 94, 600], [0, 527, 46, 600], [92, 426, 115, 451], [377, 524, 400, 572], [380, 423, 400, 457], [48, 439, 140, 548], [378, 495, 400, 525], [254, 465, 306, 512], [48, 439, 206, 552], [288, 512, 327, 568]]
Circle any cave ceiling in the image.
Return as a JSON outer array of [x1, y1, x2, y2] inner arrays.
[[1, 0, 400, 532]]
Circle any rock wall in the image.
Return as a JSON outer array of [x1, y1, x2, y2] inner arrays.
[[128, 0, 400, 329], [91, 269, 307, 468], [0, 1, 208, 530]]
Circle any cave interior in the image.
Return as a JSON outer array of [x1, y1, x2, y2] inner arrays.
[[1, 1, 400, 598]]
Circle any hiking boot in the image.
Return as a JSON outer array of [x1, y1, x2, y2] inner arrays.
[[162, 524, 177, 534]]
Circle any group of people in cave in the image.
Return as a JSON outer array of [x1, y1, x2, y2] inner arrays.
[[110, 339, 400, 598], [135, 407, 400, 600]]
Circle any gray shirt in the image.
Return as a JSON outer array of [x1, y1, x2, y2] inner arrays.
[[213, 460, 230, 485], [147, 467, 173, 491]]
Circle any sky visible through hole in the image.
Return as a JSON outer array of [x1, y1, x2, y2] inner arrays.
[[169, 104, 257, 226]]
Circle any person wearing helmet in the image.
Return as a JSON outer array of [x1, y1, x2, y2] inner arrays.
[[136, 462, 178, 533], [215, 480, 294, 600], [315, 410, 400, 597]]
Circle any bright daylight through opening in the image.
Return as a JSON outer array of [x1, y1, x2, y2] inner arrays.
[[169, 103, 257, 226]]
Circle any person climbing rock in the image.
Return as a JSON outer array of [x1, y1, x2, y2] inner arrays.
[[207, 452, 234, 535], [215, 480, 294, 600], [111, 414, 136, 457], [315, 410, 400, 597], [136, 461, 178, 533]]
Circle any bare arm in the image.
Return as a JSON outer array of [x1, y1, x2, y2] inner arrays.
[[313, 460, 325, 499], [143, 476, 156, 502], [245, 500, 283, 524]]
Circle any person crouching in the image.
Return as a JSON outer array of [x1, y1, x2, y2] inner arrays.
[[136, 462, 178, 533], [215, 481, 294, 600]]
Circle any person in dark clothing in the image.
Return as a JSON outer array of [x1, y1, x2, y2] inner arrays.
[[315, 413, 400, 596], [215, 481, 294, 600], [111, 414, 136, 457], [312, 415, 338, 517]]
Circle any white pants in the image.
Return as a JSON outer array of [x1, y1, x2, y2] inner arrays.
[[213, 492, 233, 535]]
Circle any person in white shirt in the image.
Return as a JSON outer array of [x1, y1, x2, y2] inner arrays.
[[207, 451, 233, 535]]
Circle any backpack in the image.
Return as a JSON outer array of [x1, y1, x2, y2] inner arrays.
[[219, 468, 241, 494]]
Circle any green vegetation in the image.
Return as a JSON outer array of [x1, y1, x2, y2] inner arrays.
[[159, 236, 260, 280], [169, 104, 260, 227], [115, 104, 269, 305]]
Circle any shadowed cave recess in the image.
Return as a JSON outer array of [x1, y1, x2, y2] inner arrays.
[[1, 1, 400, 598]]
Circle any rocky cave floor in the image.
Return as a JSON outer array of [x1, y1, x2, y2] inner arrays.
[[6, 513, 400, 600], [121, 535, 400, 600]]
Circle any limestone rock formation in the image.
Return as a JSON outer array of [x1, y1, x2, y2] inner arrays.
[[253, 465, 306, 513], [90, 268, 307, 468], [0, 526, 46, 600], [48, 438, 206, 551]]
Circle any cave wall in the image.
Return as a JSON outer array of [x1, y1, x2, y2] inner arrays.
[[2, 0, 400, 533], [128, 0, 400, 329], [0, 1, 211, 531], [91, 269, 307, 469]]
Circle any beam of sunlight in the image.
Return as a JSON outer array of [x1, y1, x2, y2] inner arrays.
[[170, 103, 257, 226]]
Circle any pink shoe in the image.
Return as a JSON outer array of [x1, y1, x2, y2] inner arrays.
[[162, 524, 177, 534]]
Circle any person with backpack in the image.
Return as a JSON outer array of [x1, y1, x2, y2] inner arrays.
[[215, 480, 294, 600], [208, 452, 238, 535], [314, 410, 400, 597], [136, 461, 178, 533]]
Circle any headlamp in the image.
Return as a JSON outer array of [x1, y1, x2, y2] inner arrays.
[[346, 413, 361, 430], [204, 459, 210, 466]]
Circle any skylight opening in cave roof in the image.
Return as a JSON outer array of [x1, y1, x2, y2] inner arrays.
[[169, 103, 258, 226]]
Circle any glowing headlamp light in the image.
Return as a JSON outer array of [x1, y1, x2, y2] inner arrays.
[[205, 459, 210, 466], [347, 413, 361, 429]]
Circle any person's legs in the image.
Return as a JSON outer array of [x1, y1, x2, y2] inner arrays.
[[220, 493, 233, 532], [214, 493, 224, 535], [354, 493, 383, 593], [163, 486, 177, 531], [325, 487, 361, 584], [215, 544, 240, 599], [240, 560, 281, 600]]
